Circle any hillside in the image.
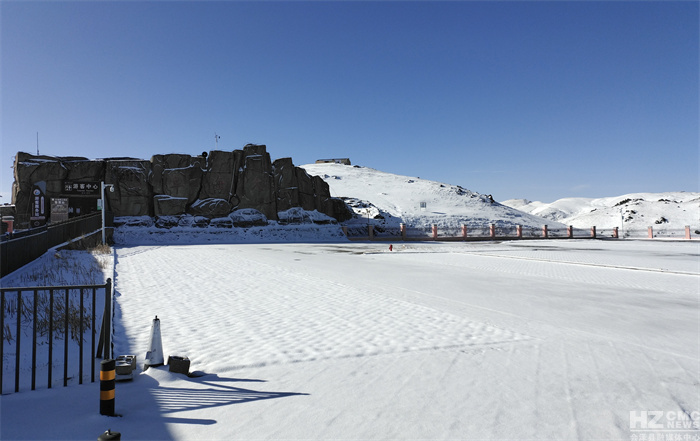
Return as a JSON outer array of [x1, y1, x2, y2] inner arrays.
[[502, 193, 700, 237], [301, 163, 564, 235]]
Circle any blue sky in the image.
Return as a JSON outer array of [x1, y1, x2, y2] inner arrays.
[[2, 1, 698, 203]]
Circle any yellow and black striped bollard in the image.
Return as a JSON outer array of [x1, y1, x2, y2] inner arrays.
[[100, 359, 116, 416]]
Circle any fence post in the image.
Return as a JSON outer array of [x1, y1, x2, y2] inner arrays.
[[542, 225, 548, 238], [567, 225, 573, 238], [685, 226, 691, 240], [432, 224, 438, 240], [489, 224, 495, 238], [103, 278, 112, 360], [400, 223, 406, 240], [516, 225, 522, 239], [612, 227, 618, 238], [591, 226, 596, 238], [1, 291, 4, 394], [648, 227, 653, 239], [461, 224, 467, 240]]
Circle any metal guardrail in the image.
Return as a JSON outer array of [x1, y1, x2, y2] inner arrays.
[[0, 279, 112, 394], [0, 212, 103, 277], [346, 224, 697, 241]]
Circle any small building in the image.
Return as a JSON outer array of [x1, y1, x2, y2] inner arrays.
[[315, 158, 351, 165]]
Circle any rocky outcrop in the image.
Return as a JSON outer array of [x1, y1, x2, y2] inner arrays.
[[154, 195, 188, 217], [188, 198, 232, 218], [150, 154, 204, 204], [105, 159, 152, 217], [11, 145, 351, 228], [273, 157, 300, 212], [236, 145, 277, 220], [229, 208, 268, 227], [200, 150, 242, 203]]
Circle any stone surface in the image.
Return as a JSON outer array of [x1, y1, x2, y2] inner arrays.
[[200, 150, 241, 202], [154, 195, 188, 217], [105, 160, 152, 217], [188, 198, 232, 218], [11, 147, 352, 228], [273, 158, 301, 212], [236, 145, 277, 220], [229, 208, 268, 227], [296, 167, 317, 211], [151, 154, 204, 204]]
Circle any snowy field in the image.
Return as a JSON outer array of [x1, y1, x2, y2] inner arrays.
[[1, 239, 699, 440]]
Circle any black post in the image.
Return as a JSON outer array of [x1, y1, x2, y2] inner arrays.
[[103, 279, 112, 360], [0, 291, 4, 395], [32, 289, 37, 390], [91, 287, 96, 383], [64, 288, 69, 387], [48, 289, 53, 389], [79, 288, 84, 385], [15, 293, 21, 393], [99, 359, 115, 416]]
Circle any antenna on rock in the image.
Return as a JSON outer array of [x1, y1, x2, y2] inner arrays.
[[36, 132, 39, 155], [215, 133, 220, 149]]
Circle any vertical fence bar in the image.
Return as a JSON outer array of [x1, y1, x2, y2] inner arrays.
[[79, 288, 84, 385], [32, 289, 38, 390], [1, 291, 4, 394], [104, 279, 112, 360], [48, 289, 53, 389], [15, 293, 22, 393], [91, 287, 96, 383], [64, 288, 69, 387]]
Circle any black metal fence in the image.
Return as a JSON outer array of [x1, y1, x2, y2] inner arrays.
[[0, 279, 112, 394], [0, 213, 103, 278]]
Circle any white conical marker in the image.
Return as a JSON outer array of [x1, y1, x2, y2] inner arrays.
[[144, 315, 164, 370]]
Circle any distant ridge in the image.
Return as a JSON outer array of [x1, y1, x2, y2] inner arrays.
[[502, 193, 699, 236], [301, 163, 563, 234]]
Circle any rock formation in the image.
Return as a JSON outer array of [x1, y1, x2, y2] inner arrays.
[[11, 145, 352, 228]]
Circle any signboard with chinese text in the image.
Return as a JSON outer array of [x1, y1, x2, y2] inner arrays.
[[31, 183, 47, 227], [63, 181, 100, 196], [50, 198, 69, 223]]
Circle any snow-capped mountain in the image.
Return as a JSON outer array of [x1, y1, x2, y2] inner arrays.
[[301, 163, 698, 238], [502, 193, 700, 236], [301, 163, 564, 234]]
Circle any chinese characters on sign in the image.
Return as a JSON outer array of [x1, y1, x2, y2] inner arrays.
[[63, 181, 100, 196], [30, 184, 46, 227]]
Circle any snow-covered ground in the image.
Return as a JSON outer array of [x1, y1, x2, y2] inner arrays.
[[1, 238, 698, 440], [301, 163, 564, 234], [502, 192, 700, 237]]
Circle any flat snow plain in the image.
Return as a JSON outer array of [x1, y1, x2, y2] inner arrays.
[[2, 239, 699, 440]]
